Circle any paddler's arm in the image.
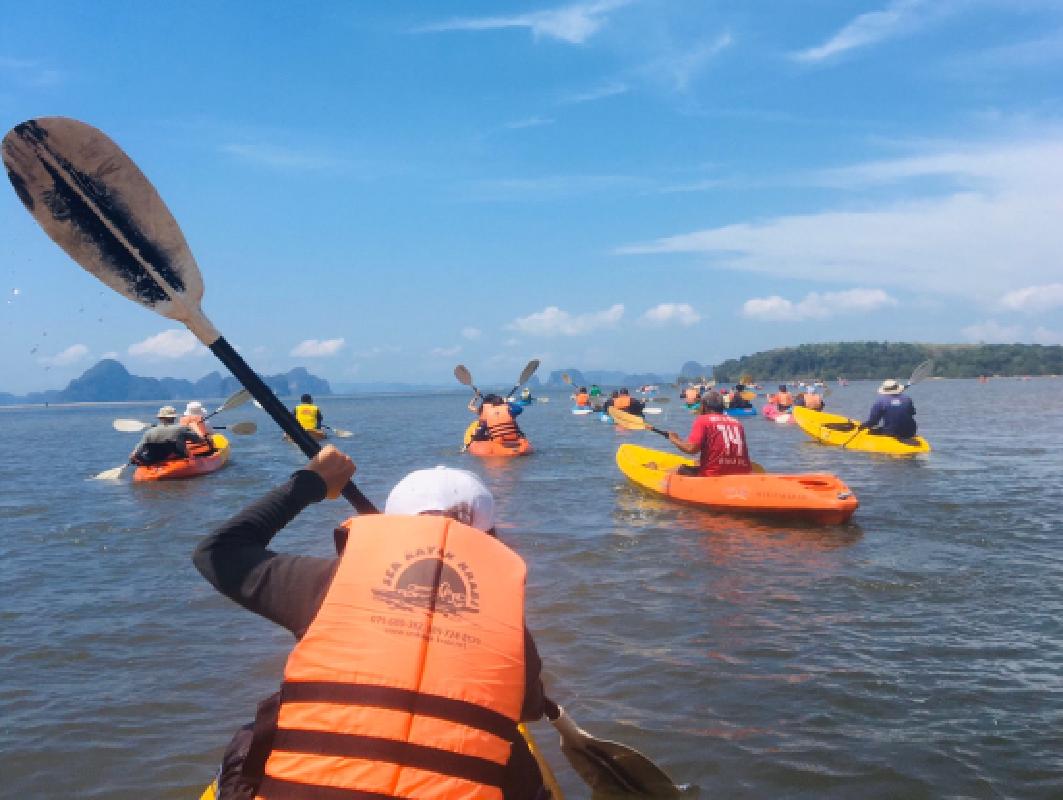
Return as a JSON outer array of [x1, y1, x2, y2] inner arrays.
[[668, 430, 700, 455], [192, 447, 355, 637], [521, 628, 546, 722]]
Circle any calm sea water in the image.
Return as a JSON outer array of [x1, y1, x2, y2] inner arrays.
[[2, 379, 1062, 799]]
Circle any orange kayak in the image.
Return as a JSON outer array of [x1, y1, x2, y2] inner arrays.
[[616, 443, 858, 525], [133, 434, 230, 482]]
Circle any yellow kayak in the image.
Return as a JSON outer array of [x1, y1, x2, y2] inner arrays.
[[195, 724, 563, 798], [792, 406, 930, 455]]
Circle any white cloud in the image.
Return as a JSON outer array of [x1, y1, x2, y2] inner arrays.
[[38, 343, 90, 367], [290, 338, 345, 358], [128, 329, 203, 359], [1032, 326, 1063, 345], [508, 303, 624, 336], [353, 345, 402, 358], [559, 81, 629, 105], [504, 116, 555, 130], [639, 303, 701, 327], [644, 32, 733, 92], [1000, 283, 1063, 313], [101, 351, 118, 360], [793, 0, 929, 63], [742, 289, 897, 321], [617, 137, 1063, 301], [962, 320, 1022, 344], [221, 143, 344, 171], [430, 345, 462, 357], [418, 0, 631, 45], [461, 327, 482, 340]]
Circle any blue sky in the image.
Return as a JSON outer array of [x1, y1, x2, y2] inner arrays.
[[2, 0, 1062, 392]]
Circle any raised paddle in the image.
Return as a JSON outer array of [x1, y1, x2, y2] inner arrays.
[[111, 387, 251, 432], [453, 364, 479, 395], [840, 358, 934, 449], [505, 358, 540, 400], [3, 117, 376, 512]]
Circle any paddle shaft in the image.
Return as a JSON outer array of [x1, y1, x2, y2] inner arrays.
[[209, 338, 376, 513]]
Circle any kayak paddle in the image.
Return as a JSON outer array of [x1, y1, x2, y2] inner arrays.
[[544, 698, 681, 798], [505, 358, 540, 400], [110, 387, 251, 433], [3, 117, 376, 512], [113, 419, 256, 435], [841, 358, 934, 449]]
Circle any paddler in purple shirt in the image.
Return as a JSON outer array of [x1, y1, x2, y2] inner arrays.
[[860, 379, 917, 438]]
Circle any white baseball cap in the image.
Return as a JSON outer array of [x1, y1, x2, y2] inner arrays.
[[184, 401, 207, 416], [385, 466, 495, 532]]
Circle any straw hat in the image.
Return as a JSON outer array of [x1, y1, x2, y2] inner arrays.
[[157, 405, 178, 419], [878, 379, 904, 395]]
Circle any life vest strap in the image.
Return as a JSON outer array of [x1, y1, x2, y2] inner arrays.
[[259, 776, 400, 799], [280, 681, 515, 740], [270, 730, 507, 788]]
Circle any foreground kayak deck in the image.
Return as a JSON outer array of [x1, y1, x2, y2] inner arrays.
[[616, 443, 858, 525], [132, 434, 230, 482], [792, 406, 930, 455]]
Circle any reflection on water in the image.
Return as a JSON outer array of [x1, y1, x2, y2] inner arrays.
[[1, 378, 1062, 798]]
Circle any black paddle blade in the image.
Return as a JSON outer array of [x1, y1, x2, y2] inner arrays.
[[519, 358, 541, 384], [454, 364, 473, 386], [560, 738, 681, 799], [2, 118, 211, 335]]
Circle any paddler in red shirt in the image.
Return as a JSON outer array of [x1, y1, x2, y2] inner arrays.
[[666, 390, 752, 477]]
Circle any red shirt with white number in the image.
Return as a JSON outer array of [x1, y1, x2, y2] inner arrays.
[[687, 412, 752, 476]]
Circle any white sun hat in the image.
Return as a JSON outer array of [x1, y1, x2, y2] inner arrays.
[[878, 379, 904, 395], [184, 401, 207, 416], [385, 466, 495, 532]]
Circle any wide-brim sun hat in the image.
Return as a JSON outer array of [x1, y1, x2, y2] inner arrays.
[[157, 405, 178, 418], [878, 379, 904, 395], [385, 466, 495, 532]]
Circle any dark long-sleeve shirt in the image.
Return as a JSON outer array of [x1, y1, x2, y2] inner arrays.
[[864, 394, 917, 438], [192, 471, 545, 718]]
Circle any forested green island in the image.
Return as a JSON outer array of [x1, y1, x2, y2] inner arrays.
[[710, 342, 1063, 382]]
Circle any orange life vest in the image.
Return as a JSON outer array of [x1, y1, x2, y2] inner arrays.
[[480, 403, 520, 443], [803, 393, 823, 410], [179, 414, 211, 438], [614, 395, 631, 410], [684, 388, 699, 404], [575, 392, 590, 407], [256, 514, 527, 800], [772, 392, 793, 409]]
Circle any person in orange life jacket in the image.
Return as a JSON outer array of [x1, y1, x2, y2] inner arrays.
[[769, 385, 793, 412], [727, 384, 753, 409], [598, 389, 620, 413], [129, 405, 212, 466], [573, 387, 591, 407], [292, 393, 323, 432], [467, 392, 524, 442], [792, 390, 824, 411], [613, 387, 645, 416], [193, 448, 551, 800], [860, 379, 917, 438], [666, 391, 753, 478], [181, 400, 213, 438]]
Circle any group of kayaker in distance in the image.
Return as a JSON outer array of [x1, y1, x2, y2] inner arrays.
[[129, 402, 216, 466]]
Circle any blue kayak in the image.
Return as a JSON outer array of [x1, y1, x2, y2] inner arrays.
[[571, 407, 594, 415], [724, 406, 757, 417]]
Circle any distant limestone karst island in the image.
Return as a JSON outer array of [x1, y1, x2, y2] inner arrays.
[[0, 359, 331, 405]]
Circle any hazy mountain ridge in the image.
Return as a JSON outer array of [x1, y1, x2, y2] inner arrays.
[[0, 359, 331, 405]]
